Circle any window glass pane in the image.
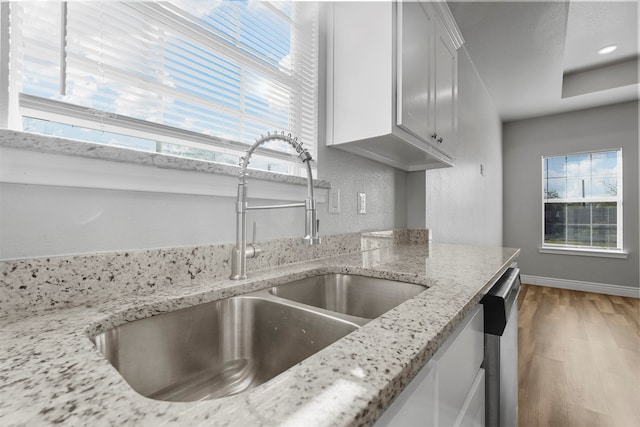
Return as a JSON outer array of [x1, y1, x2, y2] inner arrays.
[[249, 154, 291, 174], [544, 178, 565, 199], [566, 203, 592, 246], [592, 202, 617, 225], [566, 177, 591, 199], [544, 203, 566, 244], [18, 3, 62, 99], [592, 176, 617, 198], [567, 224, 591, 246], [23, 117, 157, 152], [592, 225, 617, 248], [546, 156, 566, 178], [591, 151, 618, 177], [158, 143, 237, 165], [566, 153, 590, 179], [567, 203, 590, 225]]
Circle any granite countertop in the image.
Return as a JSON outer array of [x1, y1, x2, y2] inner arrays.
[[0, 242, 519, 426]]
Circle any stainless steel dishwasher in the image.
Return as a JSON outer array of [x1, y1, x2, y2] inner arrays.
[[481, 265, 521, 427]]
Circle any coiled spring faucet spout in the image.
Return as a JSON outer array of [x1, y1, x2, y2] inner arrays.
[[230, 131, 321, 280]]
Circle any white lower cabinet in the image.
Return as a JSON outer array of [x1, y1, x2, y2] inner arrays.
[[456, 369, 485, 427], [375, 306, 484, 427]]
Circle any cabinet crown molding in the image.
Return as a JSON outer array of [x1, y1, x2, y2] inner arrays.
[[432, 1, 465, 49]]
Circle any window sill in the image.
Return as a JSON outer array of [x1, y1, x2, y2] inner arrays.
[[538, 246, 629, 259], [0, 130, 330, 202]]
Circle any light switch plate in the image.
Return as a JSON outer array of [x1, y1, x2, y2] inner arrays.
[[358, 192, 366, 214], [328, 188, 340, 214]]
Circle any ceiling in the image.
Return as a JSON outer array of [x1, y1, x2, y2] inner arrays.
[[448, 0, 639, 122]]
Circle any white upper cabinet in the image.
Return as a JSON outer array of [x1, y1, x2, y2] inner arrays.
[[397, 1, 436, 144], [432, 12, 459, 158], [327, 1, 463, 171]]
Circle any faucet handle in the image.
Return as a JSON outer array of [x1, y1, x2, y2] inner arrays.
[[247, 221, 263, 258]]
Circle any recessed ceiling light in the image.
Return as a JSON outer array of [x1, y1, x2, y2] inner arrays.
[[598, 45, 618, 55]]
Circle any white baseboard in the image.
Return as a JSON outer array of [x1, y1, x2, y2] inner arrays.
[[521, 275, 640, 298]]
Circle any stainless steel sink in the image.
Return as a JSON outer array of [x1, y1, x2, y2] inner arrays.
[[91, 274, 425, 402], [92, 295, 359, 402], [269, 274, 426, 319]]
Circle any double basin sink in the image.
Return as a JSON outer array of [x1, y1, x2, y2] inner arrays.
[[92, 274, 425, 402]]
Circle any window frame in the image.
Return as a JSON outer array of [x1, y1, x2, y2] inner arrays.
[[2, 0, 319, 178], [540, 148, 625, 256]]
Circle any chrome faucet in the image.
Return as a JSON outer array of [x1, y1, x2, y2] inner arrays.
[[230, 131, 321, 280]]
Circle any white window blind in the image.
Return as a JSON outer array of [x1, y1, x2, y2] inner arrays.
[[7, 1, 319, 176]]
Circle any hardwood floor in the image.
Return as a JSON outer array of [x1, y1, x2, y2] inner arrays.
[[518, 285, 640, 427]]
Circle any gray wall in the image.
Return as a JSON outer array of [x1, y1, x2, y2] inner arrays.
[[0, 152, 405, 260], [503, 101, 639, 289], [421, 48, 503, 247], [406, 171, 426, 229], [316, 149, 407, 236], [0, 184, 305, 258]]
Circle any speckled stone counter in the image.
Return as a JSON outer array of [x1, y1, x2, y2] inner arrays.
[[0, 241, 519, 426]]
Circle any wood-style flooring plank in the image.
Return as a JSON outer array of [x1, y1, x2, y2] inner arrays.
[[562, 336, 609, 415], [559, 404, 614, 427], [518, 354, 571, 426], [590, 293, 616, 314], [558, 288, 572, 306], [518, 284, 640, 427]]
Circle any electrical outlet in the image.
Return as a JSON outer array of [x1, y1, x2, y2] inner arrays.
[[328, 188, 340, 214], [358, 192, 366, 214]]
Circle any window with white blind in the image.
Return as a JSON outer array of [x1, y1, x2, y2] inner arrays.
[[4, 1, 319, 176], [542, 149, 623, 252]]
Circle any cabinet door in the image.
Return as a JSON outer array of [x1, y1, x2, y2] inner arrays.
[[374, 362, 436, 427], [434, 306, 484, 426], [433, 17, 458, 156], [397, 1, 435, 142], [455, 368, 486, 427], [374, 306, 484, 427]]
